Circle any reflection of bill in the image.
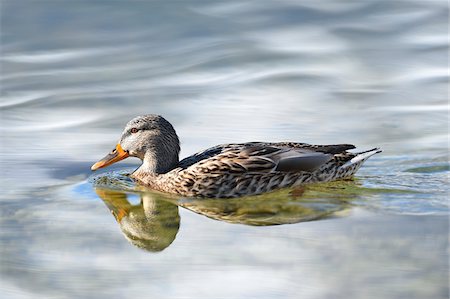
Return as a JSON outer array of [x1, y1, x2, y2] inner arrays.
[[95, 182, 352, 252], [95, 189, 180, 252]]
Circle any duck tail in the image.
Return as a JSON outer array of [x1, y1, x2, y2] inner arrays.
[[341, 147, 382, 168]]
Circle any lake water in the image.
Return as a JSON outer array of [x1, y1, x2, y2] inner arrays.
[[1, 1, 448, 298]]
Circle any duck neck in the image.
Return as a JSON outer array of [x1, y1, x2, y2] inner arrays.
[[133, 148, 179, 177]]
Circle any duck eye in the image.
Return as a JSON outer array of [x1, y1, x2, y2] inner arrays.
[[130, 128, 139, 134]]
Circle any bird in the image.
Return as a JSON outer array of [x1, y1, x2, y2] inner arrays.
[[91, 114, 381, 198]]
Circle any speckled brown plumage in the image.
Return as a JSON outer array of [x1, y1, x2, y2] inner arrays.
[[138, 142, 380, 198], [92, 115, 381, 198]]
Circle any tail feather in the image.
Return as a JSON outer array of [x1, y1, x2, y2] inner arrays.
[[341, 148, 382, 168]]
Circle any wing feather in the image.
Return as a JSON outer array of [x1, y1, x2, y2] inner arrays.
[[182, 144, 337, 175]]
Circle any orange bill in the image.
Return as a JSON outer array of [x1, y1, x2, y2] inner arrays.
[[91, 143, 129, 171], [94, 188, 131, 222]]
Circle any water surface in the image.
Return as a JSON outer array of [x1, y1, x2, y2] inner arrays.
[[1, 1, 448, 298]]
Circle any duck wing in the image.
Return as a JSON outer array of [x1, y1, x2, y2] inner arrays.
[[273, 142, 355, 154], [178, 142, 354, 170], [182, 144, 335, 174], [178, 145, 226, 169]]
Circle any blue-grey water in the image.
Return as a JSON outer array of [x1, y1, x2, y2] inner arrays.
[[1, 1, 448, 299]]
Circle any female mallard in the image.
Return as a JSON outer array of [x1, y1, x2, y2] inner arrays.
[[91, 115, 381, 198]]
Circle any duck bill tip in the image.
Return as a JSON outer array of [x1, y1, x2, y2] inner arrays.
[[91, 144, 129, 171], [91, 162, 104, 171]]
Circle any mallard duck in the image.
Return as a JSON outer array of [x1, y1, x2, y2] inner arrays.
[[91, 114, 381, 198]]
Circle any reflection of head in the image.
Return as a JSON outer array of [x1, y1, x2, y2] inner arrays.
[[96, 189, 180, 252], [119, 194, 180, 252]]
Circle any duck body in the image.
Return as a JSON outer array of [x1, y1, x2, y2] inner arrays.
[[132, 142, 380, 198], [91, 115, 381, 198]]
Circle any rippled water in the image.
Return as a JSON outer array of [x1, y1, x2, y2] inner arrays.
[[1, 1, 448, 299]]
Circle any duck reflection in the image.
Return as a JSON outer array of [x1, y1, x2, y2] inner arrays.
[[176, 187, 351, 226], [94, 183, 353, 252], [95, 189, 180, 252]]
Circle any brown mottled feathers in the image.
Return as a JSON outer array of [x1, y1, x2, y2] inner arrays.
[[141, 142, 376, 198], [178, 142, 355, 169]]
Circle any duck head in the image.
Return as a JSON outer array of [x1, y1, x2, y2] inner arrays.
[[91, 114, 180, 174]]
